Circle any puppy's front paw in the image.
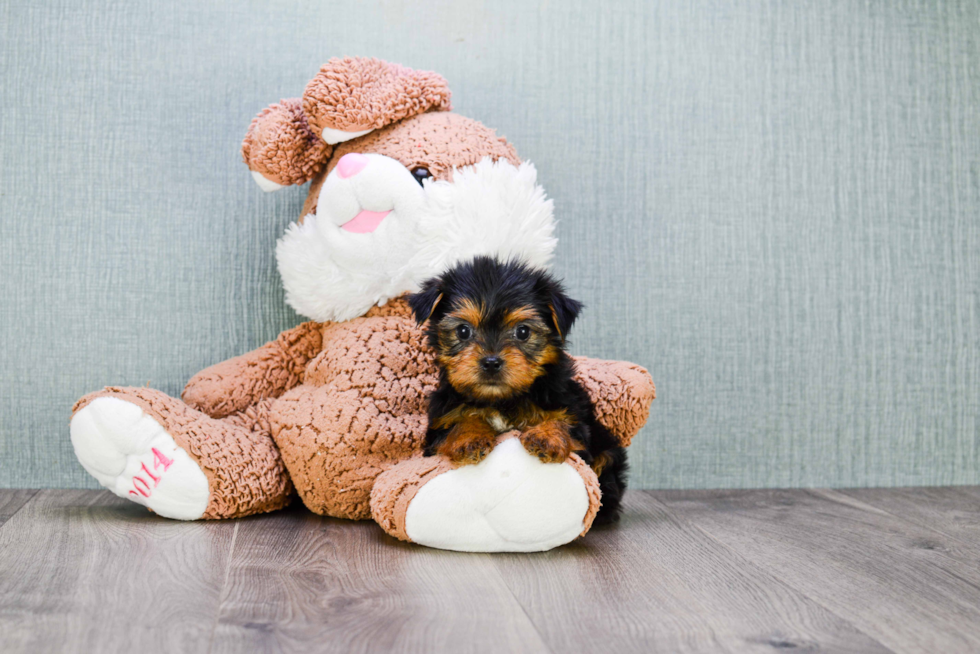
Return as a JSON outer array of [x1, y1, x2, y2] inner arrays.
[[438, 424, 498, 466], [520, 421, 573, 464]]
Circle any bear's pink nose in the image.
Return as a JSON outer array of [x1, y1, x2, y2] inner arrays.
[[336, 153, 369, 179]]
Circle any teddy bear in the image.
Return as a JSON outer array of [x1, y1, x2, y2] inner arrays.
[[70, 57, 655, 552]]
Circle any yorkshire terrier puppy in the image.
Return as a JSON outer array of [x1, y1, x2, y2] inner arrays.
[[409, 256, 628, 523]]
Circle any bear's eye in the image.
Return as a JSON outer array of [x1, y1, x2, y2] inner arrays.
[[411, 167, 432, 186], [515, 325, 531, 341], [455, 324, 472, 341]]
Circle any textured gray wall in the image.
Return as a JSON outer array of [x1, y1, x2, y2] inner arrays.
[[1, 0, 978, 489]]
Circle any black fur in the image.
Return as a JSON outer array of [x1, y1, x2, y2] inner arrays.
[[409, 256, 628, 524]]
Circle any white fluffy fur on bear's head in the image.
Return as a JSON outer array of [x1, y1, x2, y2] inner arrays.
[[276, 157, 556, 323]]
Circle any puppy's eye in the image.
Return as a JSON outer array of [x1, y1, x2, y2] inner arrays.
[[411, 167, 432, 186], [455, 324, 472, 341], [515, 325, 531, 341]]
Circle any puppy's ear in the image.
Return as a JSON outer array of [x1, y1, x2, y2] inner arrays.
[[548, 293, 582, 341], [408, 278, 444, 325], [541, 277, 582, 341]]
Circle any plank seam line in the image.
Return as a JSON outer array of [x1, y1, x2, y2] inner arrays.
[[488, 556, 557, 654], [0, 489, 39, 531], [812, 489, 980, 551], [642, 491, 899, 654], [206, 520, 240, 654]]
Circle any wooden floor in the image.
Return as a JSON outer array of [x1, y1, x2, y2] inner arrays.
[[1, 488, 979, 653]]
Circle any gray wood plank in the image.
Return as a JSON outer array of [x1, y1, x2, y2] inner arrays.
[[655, 489, 980, 654], [834, 486, 980, 549], [0, 490, 235, 654], [491, 491, 891, 654], [210, 503, 550, 654], [2, 487, 976, 653], [0, 489, 37, 527]]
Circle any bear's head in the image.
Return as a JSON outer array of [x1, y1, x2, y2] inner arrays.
[[242, 57, 557, 322]]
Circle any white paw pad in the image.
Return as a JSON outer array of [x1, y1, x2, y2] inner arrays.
[[404, 437, 591, 552], [70, 397, 209, 520]]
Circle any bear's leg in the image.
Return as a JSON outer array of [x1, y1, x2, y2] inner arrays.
[[71, 387, 293, 520], [370, 433, 603, 552]]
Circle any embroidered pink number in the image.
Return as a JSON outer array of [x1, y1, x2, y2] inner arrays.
[[152, 448, 174, 472], [132, 476, 152, 497], [141, 462, 161, 486], [129, 448, 175, 498]]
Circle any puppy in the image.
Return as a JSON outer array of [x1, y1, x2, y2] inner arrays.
[[409, 256, 628, 523]]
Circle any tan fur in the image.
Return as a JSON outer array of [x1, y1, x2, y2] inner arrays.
[[449, 298, 485, 328], [503, 306, 538, 327], [498, 344, 544, 394], [438, 343, 486, 399], [519, 419, 575, 464], [510, 405, 576, 431], [591, 451, 613, 476], [436, 303, 558, 402], [549, 305, 564, 340], [432, 387, 582, 466], [436, 414, 499, 465], [433, 405, 506, 432], [423, 293, 443, 323]]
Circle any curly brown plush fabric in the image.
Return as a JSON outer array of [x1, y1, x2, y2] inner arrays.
[[567, 450, 603, 536], [328, 112, 518, 180], [182, 321, 323, 419], [572, 359, 657, 447], [70, 295, 653, 529], [301, 112, 521, 218], [270, 301, 439, 519], [241, 98, 331, 186], [240, 56, 519, 224], [253, 296, 650, 520], [73, 388, 293, 519], [242, 57, 451, 189], [303, 57, 451, 132]]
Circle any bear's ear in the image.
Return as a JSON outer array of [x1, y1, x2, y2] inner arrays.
[[408, 278, 445, 326], [302, 57, 452, 145], [242, 98, 332, 191]]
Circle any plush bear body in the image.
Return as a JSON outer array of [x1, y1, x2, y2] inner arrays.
[[70, 58, 655, 552], [72, 296, 653, 549]]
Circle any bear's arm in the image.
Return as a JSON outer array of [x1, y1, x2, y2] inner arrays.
[[181, 322, 323, 419], [571, 357, 656, 447]]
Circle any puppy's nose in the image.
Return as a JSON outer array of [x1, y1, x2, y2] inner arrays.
[[336, 153, 369, 179], [480, 356, 503, 373]]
